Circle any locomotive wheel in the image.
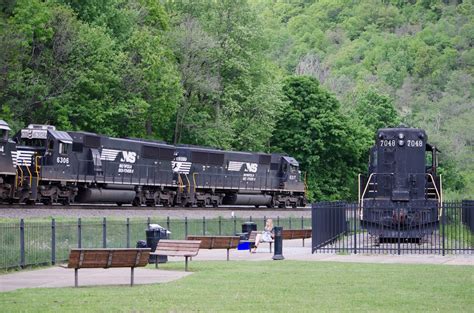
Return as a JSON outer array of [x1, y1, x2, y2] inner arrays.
[[116, 202, 123, 207]]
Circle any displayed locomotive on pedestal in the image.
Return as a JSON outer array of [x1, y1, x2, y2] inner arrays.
[[0, 121, 306, 208], [359, 126, 442, 240]]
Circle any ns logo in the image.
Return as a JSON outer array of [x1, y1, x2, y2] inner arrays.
[[120, 151, 137, 164], [244, 163, 258, 173]]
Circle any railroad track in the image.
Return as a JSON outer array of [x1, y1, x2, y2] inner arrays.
[[0, 204, 311, 211]]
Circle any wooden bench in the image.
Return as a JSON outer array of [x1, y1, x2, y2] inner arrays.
[[186, 235, 240, 261], [241, 231, 274, 253], [282, 229, 312, 247], [66, 248, 150, 287], [150, 240, 201, 271]]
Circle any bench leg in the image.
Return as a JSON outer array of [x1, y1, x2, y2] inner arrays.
[[155, 258, 159, 269], [227, 248, 230, 261], [303, 238, 305, 247], [131, 267, 134, 287], [185, 256, 188, 272], [74, 268, 78, 288], [269, 242, 272, 253]]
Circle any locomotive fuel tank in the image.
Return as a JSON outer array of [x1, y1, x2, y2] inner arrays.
[[77, 187, 136, 203], [223, 193, 272, 206]]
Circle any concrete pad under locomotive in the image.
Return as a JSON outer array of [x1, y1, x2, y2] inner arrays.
[[358, 127, 442, 240], [0, 122, 306, 208]]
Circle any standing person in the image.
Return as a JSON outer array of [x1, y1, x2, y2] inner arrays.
[[252, 218, 274, 253]]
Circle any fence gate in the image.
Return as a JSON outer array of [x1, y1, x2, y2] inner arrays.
[[312, 200, 474, 255]]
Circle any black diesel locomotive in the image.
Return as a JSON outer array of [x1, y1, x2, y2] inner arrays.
[[0, 121, 306, 208], [359, 126, 442, 240]]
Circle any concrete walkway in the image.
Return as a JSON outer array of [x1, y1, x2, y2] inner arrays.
[[0, 267, 191, 292], [1, 239, 472, 292], [193, 238, 474, 265]]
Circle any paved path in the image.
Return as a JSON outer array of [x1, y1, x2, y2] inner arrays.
[[193, 238, 474, 265], [1, 239, 472, 292], [0, 267, 191, 292]]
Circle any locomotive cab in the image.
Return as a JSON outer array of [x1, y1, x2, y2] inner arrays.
[[280, 156, 302, 185]]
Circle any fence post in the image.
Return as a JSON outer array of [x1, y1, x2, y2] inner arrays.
[[277, 216, 280, 226], [218, 216, 222, 235], [442, 203, 446, 256], [147, 217, 151, 227], [185, 217, 188, 239], [51, 218, 56, 265], [126, 218, 130, 248], [103, 217, 107, 248], [289, 217, 292, 229], [202, 217, 206, 235], [233, 216, 236, 234], [20, 219, 25, 268], [397, 207, 401, 255], [301, 216, 304, 229], [353, 203, 357, 254], [167, 216, 170, 232], [78, 218, 82, 248]]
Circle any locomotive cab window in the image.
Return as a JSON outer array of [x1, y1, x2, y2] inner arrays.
[[0, 129, 8, 141], [48, 140, 54, 151], [290, 165, 297, 174], [19, 138, 46, 147], [59, 142, 69, 155]]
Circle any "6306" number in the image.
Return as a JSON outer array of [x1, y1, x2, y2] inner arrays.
[[57, 157, 69, 164]]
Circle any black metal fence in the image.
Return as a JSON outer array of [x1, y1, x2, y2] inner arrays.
[[312, 200, 474, 255], [0, 215, 311, 270]]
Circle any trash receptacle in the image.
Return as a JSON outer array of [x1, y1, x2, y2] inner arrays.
[[146, 224, 169, 264], [242, 222, 257, 233], [241, 222, 257, 239]]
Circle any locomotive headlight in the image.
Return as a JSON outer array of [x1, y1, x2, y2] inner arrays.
[[398, 133, 404, 139], [398, 140, 405, 147]]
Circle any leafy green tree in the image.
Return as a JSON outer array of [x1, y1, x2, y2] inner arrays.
[[168, 0, 284, 151], [354, 88, 400, 134], [272, 76, 371, 200]]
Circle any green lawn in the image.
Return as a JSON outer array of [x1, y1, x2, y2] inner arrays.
[[1, 261, 473, 312]]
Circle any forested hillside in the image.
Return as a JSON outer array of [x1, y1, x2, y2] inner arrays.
[[1, 0, 472, 199]]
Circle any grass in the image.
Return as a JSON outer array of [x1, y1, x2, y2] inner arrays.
[[0, 261, 472, 312]]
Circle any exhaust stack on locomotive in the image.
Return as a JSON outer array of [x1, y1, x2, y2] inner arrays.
[[358, 126, 442, 240]]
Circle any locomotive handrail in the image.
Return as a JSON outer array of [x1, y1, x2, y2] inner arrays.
[[359, 173, 375, 208], [426, 173, 442, 217], [26, 165, 33, 187], [34, 155, 42, 186], [359, 173, 394, 219], [17, 166, 24, 187], [15, 168, 20, 188], [185, 174, 191, 193], [192, 173, 197, 193]]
